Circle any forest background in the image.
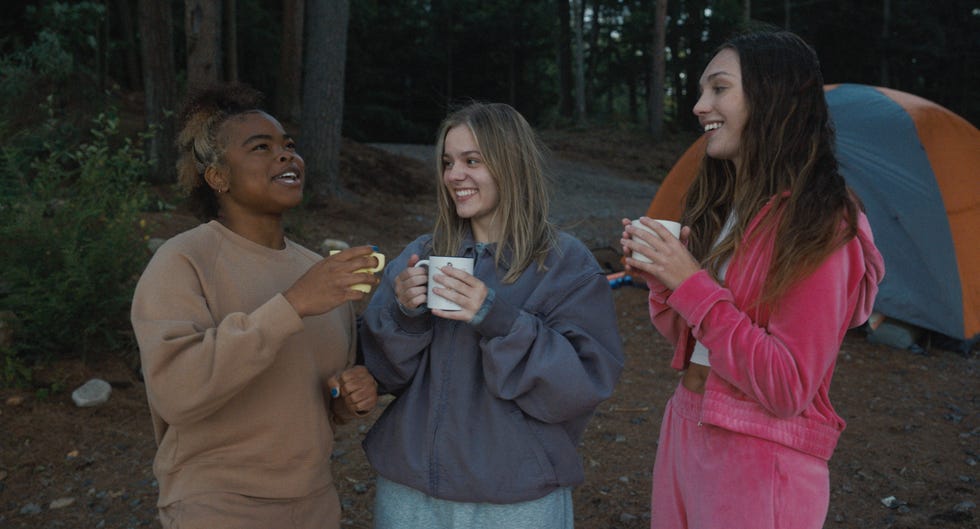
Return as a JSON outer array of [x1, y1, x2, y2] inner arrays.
[[0, 0, 978, 384]]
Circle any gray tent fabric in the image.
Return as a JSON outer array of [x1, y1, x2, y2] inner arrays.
[[827, 84, 964, 340]]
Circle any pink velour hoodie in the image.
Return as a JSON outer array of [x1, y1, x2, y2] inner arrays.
[[645, 197, 885, 460]]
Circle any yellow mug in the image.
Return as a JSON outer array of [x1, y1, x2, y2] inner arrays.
[[329, 250, 386, 293]]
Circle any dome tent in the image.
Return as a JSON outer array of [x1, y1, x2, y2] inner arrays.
[[646, 84, 980, 351]]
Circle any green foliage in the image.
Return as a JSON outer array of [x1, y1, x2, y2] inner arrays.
[[2, 349, 33, 388], [0, 103, 151, 384], [34, 379, 65, 401], [0, 2, 107, 131]]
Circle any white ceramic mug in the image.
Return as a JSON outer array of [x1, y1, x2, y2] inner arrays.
[[630, 219, 681, 264], [414, 256, 475, 311]]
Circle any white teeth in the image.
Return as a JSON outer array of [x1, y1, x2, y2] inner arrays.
[[455, 189, 476, 197], [704, 123, 722, 132], [274, 172, 298, 180]]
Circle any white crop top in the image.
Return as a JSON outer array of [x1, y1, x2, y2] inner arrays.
[[690, 213, 736, 367]]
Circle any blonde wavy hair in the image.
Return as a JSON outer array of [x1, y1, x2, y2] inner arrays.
[[431, 102, 557, 283]]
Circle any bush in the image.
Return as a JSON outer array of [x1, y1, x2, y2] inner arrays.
[[0, 2, 106, 134], [0, 104, 150, 386]]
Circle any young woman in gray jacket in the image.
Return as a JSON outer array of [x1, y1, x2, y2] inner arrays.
[[359, 102, 624, 529]]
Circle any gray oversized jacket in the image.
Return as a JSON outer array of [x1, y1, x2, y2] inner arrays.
[[360, 230, 624, 504]]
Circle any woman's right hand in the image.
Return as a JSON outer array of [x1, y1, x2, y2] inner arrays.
[[394, 254, 429, 310], [283, 246, 381, 317]]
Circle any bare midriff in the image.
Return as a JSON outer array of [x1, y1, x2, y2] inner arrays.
[[682, 363, 711, 394]]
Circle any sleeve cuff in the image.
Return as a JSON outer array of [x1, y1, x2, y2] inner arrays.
[[471, 290, 519, 337], [390, 301, 433, 334], [667, 270, 732, 328], [468, 288, 495, 326], [263, 293, 306, 336], [397, 301, 429, 318]]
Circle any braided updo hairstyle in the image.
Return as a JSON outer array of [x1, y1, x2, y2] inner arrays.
[[175, 84, 265, 220]]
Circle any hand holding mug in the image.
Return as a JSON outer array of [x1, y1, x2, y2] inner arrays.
[[283, 246, 382, 317], [626, 218, 681, 263], [427, 260, 487, 321], [621, 217, 700, 290], [329, 250, 386, 292], [394, 254, 430, 310], [412, 256, 485, 320]]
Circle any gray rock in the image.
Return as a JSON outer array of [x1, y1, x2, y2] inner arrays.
[[72, 379, 112, 407], [49, 497, 75, 509], [19, 503, 41, 515], [881, 495, 906, 509], [954, 501, 976, 513]]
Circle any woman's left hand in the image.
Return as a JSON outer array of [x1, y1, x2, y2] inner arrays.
[[328, 366, 378, 419], [430, 265, 488, 321], [621, 217, 701, 290]]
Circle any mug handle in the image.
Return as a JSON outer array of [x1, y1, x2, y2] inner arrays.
[[414, 259, 429, 268]]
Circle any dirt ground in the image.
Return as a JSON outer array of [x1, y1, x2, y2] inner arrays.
[[1, 128, 977, 529]]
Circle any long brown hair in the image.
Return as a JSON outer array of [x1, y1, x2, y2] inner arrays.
[[432, 102, 557, 283], [683, 31, 859, 305]]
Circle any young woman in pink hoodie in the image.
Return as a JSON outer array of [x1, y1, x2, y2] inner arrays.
[[620, 31, 885, 529]]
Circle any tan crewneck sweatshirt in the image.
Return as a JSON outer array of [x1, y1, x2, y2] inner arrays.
[[131, 221, 355, 507]]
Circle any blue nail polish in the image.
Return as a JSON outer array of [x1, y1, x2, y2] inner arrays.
[[330, 387, 340, 398], [372, 245, 379, 252]]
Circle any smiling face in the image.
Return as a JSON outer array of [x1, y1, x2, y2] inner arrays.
[[441, 124, 500, 242], [209, 111, 305, 217], [694, 48, 749, 166]]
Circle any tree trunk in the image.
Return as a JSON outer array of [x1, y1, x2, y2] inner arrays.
[[556, 0, 574, 119], [508, 8, 518, 107], [629, 76, 638, 123], [115, 0, 142, 90], [648, 0, 667, 139], [137, 0, 178, 184], [880, 0, 890, 86], [571, 0, 586, 124], [276, 0, 305, 124], [300, 0, 349, 201], [682, 0, 706, 119], [744, 0, 751, 23], [185, 0, 222, 90], [585, 0, 601, 105], [223, 0, 238, 82], [97, 0, 110, 94]]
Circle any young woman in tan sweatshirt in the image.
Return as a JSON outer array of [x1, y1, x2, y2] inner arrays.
[[131, 84, 379, 529]]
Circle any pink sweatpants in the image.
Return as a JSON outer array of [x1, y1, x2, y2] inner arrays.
[[650, 383, 830, 529]]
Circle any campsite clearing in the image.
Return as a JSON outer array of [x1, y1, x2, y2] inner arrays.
[[1, 129, 976, 529]]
